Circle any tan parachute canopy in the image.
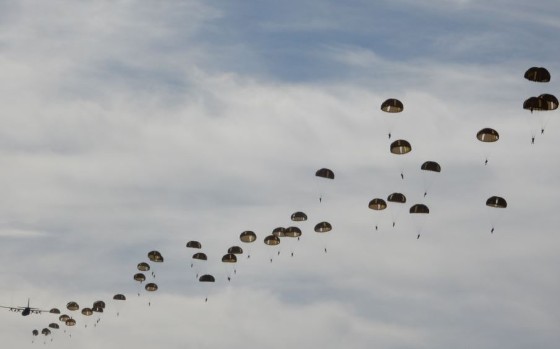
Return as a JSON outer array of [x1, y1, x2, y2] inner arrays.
[[58, 314, 70, 322], [186, 241, 202, 249], [65, 318, 76, 327], [93, 301, 106, 309], [314, 221, 332, 233], [134, 273, 146, 283], [524, 67, 551, 82], [368, 198, 387, 210], [381, 98, 404, 113], [81, 308, 93, 316], [227, 246, 243, 254], [199, 274, 215, 282], [387, 192, 406, 203], [145, 283, 158, 292], [192, 252, 207, 261], [486, 196, 507, 208], [239, 231, 257, 243], [113, 294, 126, 301], [291, 211, 308, 221], [410, 204, 429, 214], [390, 139, 412, 154], [477, 128, 499, 142], [41, 328, 51, 336], [49, 308, 60, 314], [421, 161, 441, 172], [221, 253, 237, 263], [524, 96, 552, 112], [137, 262, 150, 271], [264, 235, 280, 246], [284, 226, 302, 238], [315, 168, 335, 179], [48, 323, 59, 329], [148, 250, 164, 262], [272, 227, 286, 237], [66, 302, 79, 311]]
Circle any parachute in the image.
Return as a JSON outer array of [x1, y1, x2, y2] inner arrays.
[[477, 128, 499, 142], [486, 196, 507, 208], [264, 235, 280, 245], [221, 253, 237, 263], [58, 314, 70, 323], [381, 98, 404, 113], [314, 221, 332, 233], [81, 308, 93, 316], [134, 273, 146, 283], [199, 274, 215, 282], [420, 161, 442, 197], [137, 262, 150, 271], [41, 328, 51, 336], [315, 168, 335, 179], [32, 329, 39, 336], [368, 198, 387, 210], [239, 231, 257, 243], [524, 67, 551, 82], [284, 226, 302, 238], [145, 283, 158, 292], [113, 294, 126, 301], [387, 192, 407, 227], [66, 302, 79, 311], [48, 323, 59, 330], [49, 308, 61, 314], [290, 211, 308, 221], [186, 241, 202, 249], [272, 227, 286, 237], [409, 204, 430, 239], [227, 246, 243, 254], [390, 139, 412, 155], [65, 318, 76, 327], [193, 252, 207, 261], [147, 251, 164, 263]]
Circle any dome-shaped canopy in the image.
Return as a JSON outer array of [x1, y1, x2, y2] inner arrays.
[[477, 128, 499, 142], [240, 231, 257, 243], [147, 250, 164, 262], [227, 246, 243, 254], [32, 329, 39, 336], [113, 294, 126, 301], [42, 328, 51, 336], [290, 211, 308, 221], [93, 301, 105, 309], [186, 241, 202, 249], [539, 93, 558, 110], [390, 139, 412, 154], [315, 168, 335, 179], [381, 98, 404, 113], [134, 273, 146, 283], [314, 222, 332, 233], [199, 274, 215, 282], [486, 196, 507, 208], [81, 308, 93, 316], [58, 314, 70, 322], [387, 192, 406, 203], [66, 302, 79, 311], [49, 308, 60, 314], [421, 161, 441, 172], [48, 323, 59, 329], [524, 67, 551, 82], [221, 253, 237, 263], [264, 235, 280, 246], [192, 252, 207, 261], [145, 283, 158, 292], [65, 318, 76, 327], [368, 198, 387, 210], [272, 227, 286, 237], [284, 226, 302, 238], [409, 204, 429, 214], [92, 305, 104, 313], [137, 262, 150, 271]]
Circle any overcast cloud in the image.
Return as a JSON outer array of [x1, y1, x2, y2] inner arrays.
[[1, 1, 559, 348]]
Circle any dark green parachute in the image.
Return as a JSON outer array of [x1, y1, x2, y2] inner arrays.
[[387, 193, 406, 203], [314, 222, 332, 233], [368, 198, 387, 210], [409, 204, 429, 214], [390, 139, 412, 154], [486, 196, 507, 208], [477, 128, 499, 142], [381, 98, 404, 113], [199, 274, 215, 282], [291, 211, 308, 221], [239, 231, 257, 243], [421, 161, 441, 172], [315, 168, 335, 179], [524, 67, 550, 82], [186, 241, 202, 249]]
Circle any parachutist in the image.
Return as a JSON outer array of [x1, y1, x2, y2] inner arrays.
[[531, 136, 535, 144], [227, 277, 231, 282], [319, 196, 322, 203], [190, 263, 193, 268], [541, 128, 545, 134], [291, 252, 294, 257], [393, 222, 395, 227], [388, 132, 391, 139], [491, 227, 494, 233], [148, 302, 151, 307], [270, 258, 273, 263], [234, 269, 237, 274], [247, 255, 250, 259], [484, 159, 488, 165], [277, 251, 280, 256], [375, 225, 378, 231], [424, 192, 427, 197], [417, 234, 420, 239], [137, 293, 140, 297], [324, 248, 327, 253], [400, 172, 404, 180], [205, 298, 208, 303]]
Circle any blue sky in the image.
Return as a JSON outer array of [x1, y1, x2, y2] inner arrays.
[[1, 1, 559, 348]]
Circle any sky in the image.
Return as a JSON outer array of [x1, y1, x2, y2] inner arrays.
[[1, 0, 560, 348]]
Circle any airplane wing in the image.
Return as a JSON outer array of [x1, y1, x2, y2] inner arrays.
[[0, 305, 24, 311]]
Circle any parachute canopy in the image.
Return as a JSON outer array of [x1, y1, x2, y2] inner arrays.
[[315, 168, 335, 179], [381, 98, 404, 113], [65, 318, 76, 327], [284, 226, 302, 238], [199, 274, 215, 282], [93, 301, 105, 309], [476, 128, 499, 142], [137, 262, 150, 272], [239, 231, 257, 243], [186, 241, 202, 249], [290, 211, 308, 222], [134, 273, 146, 283], [221, 253, 237, 263], [145, 283, 158, 292], [387, 192, 406, 204], [81, 308, 93, 316], [410, 204, 429, 214], [92, 305, 104, 313], [113, 294, 126, 301], [32, 329, 39, 336], [314, 221, 332, 233], [421, 161, 441, 173], [264, 235, 280, 246], [48, 323, 59, 330], [66, 302, 79, 311], [148, 250, 164, 262], [390, 139, 412, 154], [368, 198, 387, 210], [192, 252, 208, 261], [59, 314, 70, 322], [538, 94, 559, 110], [272, 227, 286, 237], [42, 328, 51, 336], [524, 67, 551, 82], [49, 308, 60, 314], [227, 246, 243, 254], [486, 196, 507, 208]]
